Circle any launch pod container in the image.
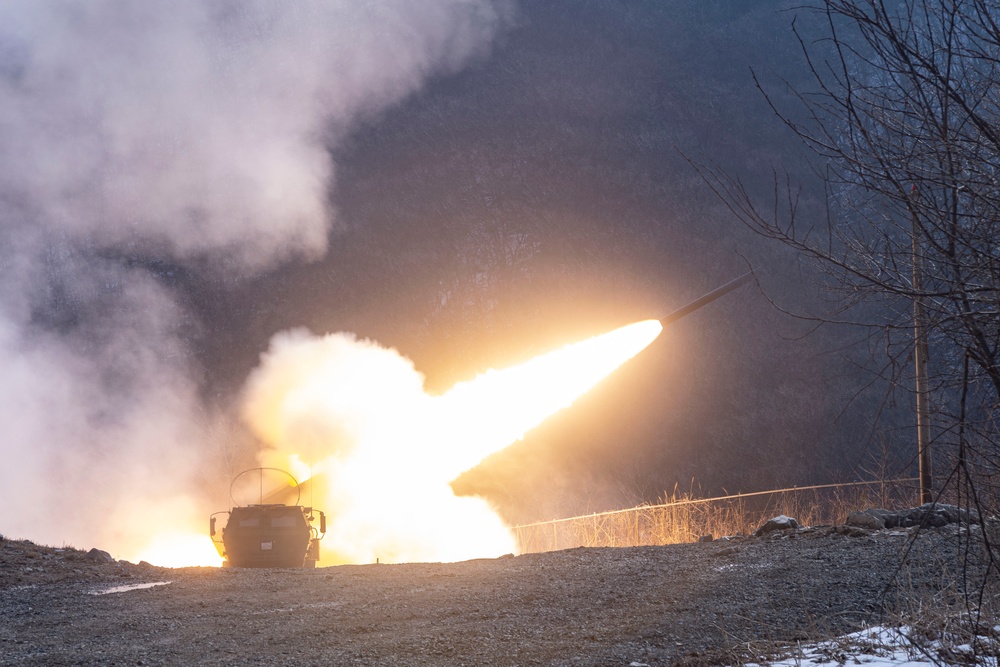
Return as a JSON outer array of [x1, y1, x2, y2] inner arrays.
[[210, 468, 326, 568]]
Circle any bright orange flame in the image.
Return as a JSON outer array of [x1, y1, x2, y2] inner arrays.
[[93, 496, 225, 568], [243, 319, 663, 565], [134, 532, 224, 568], [431, 319, 664, 477]]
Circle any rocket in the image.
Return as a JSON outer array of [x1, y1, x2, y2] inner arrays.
[[659, 271, 752, 326]]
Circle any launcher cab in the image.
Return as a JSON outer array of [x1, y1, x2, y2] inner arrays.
[[210, 468, 326, 568]]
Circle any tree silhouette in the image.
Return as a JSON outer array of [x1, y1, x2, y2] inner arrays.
[[696, 0, 1000, 530]]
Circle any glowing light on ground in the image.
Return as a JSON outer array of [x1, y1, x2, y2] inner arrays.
[[132, 532, 224, 568], [93, 497, 226, 568], [243, 319, 663, 565]]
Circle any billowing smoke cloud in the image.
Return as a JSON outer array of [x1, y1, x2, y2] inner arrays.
[[0, 0, 511, 560], [242, 330, 517, 564], [0, 1, 509, 267]]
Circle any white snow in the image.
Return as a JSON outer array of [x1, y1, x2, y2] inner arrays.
[[739, 625, 998, 666], [90, 581, 171, 595]]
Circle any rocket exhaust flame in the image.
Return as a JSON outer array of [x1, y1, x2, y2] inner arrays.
[[241, 319, 664, 566], [428, 319, 664, 479], [134, 274, 748, 568], [174, 274, 750, 568]]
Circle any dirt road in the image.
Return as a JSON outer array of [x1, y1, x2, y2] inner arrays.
[[0, 527, 980, 666]]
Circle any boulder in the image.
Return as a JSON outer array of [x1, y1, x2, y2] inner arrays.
[[754, 515, 798, 536], [85, 548, 114, 563], [846, 508, 896, 529]]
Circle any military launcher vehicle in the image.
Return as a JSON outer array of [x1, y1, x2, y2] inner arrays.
[[210, 468, 326, 568]]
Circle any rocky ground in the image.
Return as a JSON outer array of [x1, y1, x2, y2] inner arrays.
[[0, 522, 994, 666]]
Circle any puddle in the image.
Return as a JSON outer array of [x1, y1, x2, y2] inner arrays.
[[90, 581, 172, 595]]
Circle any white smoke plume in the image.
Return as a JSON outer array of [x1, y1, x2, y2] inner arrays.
[[0, 0, 511, 559], [242, 329, 517, 564]]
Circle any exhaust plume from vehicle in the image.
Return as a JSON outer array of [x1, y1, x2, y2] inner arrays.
[[0, 1, 511, 564], [241, 320, 663, 565]]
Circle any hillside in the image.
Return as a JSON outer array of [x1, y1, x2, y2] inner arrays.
[[0, 525, 989, 666]]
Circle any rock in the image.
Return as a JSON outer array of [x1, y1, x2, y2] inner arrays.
[[85, 548, 114, 563], [904, 503, 979, 528], [754, 515, 798, 537], [846, 509, 894, 529], [846, 511, 881, 530], [922, 510, 949, 528], [845, 504, 981, 532]]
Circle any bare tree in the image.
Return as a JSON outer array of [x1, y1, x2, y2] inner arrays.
[[697, 0, 1000, 566]]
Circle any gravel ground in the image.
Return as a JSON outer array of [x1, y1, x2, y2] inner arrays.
[[0, 525, 990, 666]]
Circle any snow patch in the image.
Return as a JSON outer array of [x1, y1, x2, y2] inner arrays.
[[738, 625, 999, 667]]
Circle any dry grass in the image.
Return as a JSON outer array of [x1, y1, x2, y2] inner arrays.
[[514, 479, 919, 553], [513, 479, 1000, 665], [880, 534, 1000, 666]]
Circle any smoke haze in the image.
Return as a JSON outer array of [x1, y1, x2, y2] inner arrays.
[[0, 0, 510, 558]]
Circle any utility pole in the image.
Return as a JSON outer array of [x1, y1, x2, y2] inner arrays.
[[911, 186, 932, 504]]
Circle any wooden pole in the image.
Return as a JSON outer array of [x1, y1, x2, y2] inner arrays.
[[911, 187, 933, 504]]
